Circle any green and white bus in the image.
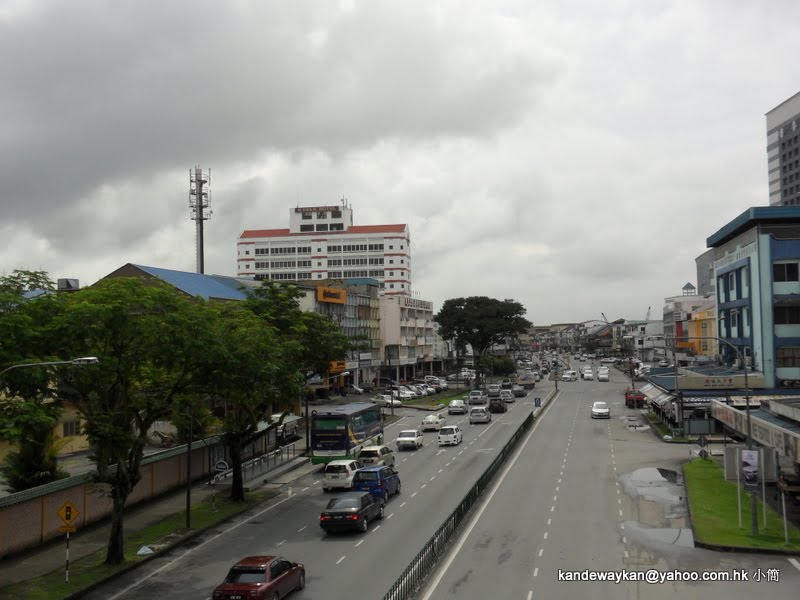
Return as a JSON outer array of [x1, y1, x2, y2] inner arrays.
[[310, 403, 384, 464]]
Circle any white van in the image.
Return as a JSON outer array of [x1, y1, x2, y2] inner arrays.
[[322, 459, 364, 492]]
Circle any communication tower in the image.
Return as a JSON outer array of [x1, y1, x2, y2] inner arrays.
[[189, 166, 212, 273]]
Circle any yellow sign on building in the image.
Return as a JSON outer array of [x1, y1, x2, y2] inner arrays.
[[317, 287, 347, 304], [329, 360, 347, 373]]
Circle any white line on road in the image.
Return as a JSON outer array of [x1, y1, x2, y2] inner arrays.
[[337, 556, 346, 564], [430, 476, 436, 481], [547, 518, 551, 525], [372, 525, 381, 532], [387, 513, 394, 519], [438, 469, 443, 474], [558, 479, 561, 484], [436, 450, 446, 456], [618, 499, 622, 505], [788, 557, 800, 572], [619, 509, 623, 517], [538, 548, 543, 557], [622, 536, 626, 543], [527, 591, 533, 600], [301, 487, 308, 492], [553, 495, 557, 502], [400, 502, 406, 507], [356, 540, 364, 547], [412, 492, 418, 497], [550, 506, 555, 512], [624, 550, 629, 558], [543, 532, 548, 539], [277, 539, 285, 546], [298, 526, 307, 532], [621, 524, 625, 530], [533, 567, 539, 577]]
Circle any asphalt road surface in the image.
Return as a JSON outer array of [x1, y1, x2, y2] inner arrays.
[[419, 366, 800, 600], [81, 385, 543, 599]]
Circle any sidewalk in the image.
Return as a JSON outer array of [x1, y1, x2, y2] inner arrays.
[[0, 454, 315, 589]]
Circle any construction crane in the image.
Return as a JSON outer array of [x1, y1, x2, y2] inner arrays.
[[601, 312, 609, 324]]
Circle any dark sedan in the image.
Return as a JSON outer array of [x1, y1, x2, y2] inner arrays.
[[212, 555, 305, 600], [319, 491, 385, 534]]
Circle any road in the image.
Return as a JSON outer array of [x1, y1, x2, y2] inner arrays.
[[81, 381, 549, 599], [419, 362, 800, 600]]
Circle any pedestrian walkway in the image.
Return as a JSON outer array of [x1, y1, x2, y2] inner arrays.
[[0, 452, 314, 589]]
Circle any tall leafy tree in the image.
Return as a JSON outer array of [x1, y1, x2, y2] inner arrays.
[[434, 297, 532, 385], [0, 271, 68, 491], [52, 278, 214, 565]]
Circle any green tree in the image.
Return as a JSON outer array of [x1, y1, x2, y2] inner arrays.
[[0, 270, 69, 491], [434, 297, 532, 386], [52, 278, 214, 565]]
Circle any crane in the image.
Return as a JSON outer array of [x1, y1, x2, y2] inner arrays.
[[601, 312, 609, 324], [645, 306, 651, 321]]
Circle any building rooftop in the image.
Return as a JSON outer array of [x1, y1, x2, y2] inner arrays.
[[239, 224, 407, 239], [133, 265, 249, 301], [706, 206, 800, 247]]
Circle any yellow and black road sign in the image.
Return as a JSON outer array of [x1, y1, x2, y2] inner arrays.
[[57, 501, 80, 526]]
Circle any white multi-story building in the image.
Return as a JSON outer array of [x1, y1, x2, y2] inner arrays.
[[237, 203, 412, 296], [766, 91, 800, 207]]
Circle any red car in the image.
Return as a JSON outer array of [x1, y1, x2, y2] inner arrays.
[[212, 556, 305, 600], [625, 388, 646, 408]]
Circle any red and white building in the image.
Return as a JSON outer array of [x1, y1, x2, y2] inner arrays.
[[237, 203, 412, 296]]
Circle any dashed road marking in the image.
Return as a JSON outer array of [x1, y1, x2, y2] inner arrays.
[[550, 506, 555, 512], [298, 526, 307, 532], [277, 539, 285, 546], [547, 518, 551, 525], [356, 540, 364, 547], [400, 502, 406, 507], [533, 567, 539, 577], [538, 548, 544, 557], [412, 492, 418, 498], [337, 556, 346, 564], [619, 509, 623, 517], [543, 532, 548, 539]]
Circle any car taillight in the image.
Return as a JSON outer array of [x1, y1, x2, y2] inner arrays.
[[320, 514, 331, 521], [348, 514, 359, 520]]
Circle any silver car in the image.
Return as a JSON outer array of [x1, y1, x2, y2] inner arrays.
[[469, 406, 492, 424]]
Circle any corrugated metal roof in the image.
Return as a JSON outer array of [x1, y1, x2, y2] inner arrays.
[[133, 265, 248, 301]]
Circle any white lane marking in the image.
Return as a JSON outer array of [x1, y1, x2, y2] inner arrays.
[[298, 526, 307, 532], [387, 513, 394, 519], [555, 486, 559, 492], [356, 540, 364, 547], [430, 476, 436, 481], [533, 567, 539, 577], [422, 484, 427, 488], [621, 524, 625, 530], [436, 450, 446, 456], [438, 469, 443, 474], [623, 536, 626, 543], [301, 487, 308, 492], [618, 499, 622, 505], [550, 506, 555, 512], [446, 462, 451, 467], [312, 481, 320, 485], [372, 525, 381, 532], [547, 518, 551, 525], [616, 489, 620, 495], [400, 502, 406, 507], [412, 492, 418, 497], [538, 548, 544, 557], [337, 556, 346, 564], [527, 591, 533, 600], [543, 532, 548, 539], [619, 509, 623, 517], [402, 458, 408, 462], [103, 491, 298, 600], [789, 557, 800, 572], [277, 539, 285, 546], [624, 550, 629, 558], [553, 495, 557, 502]]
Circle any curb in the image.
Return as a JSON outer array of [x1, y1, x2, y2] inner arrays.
[[681, 462, 800, 556]]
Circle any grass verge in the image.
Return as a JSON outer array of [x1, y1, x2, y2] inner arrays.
[[684, 459, 800, 550], [0, 490, 275, 600], [644, 411, 688, 442]]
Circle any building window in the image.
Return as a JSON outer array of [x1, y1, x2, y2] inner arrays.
[[255, 261, 269, 269], [331, 210, 342, 218], [300, 224, 313, 232], [317, 211, 327, 219], [389, 245, 393, 250], [728, 272, 736, 293], [316, 224, 329, 232], [775, 306, 800, 325], [330, 223, 344, 231], [390, 284, 395, 289], [297, 272, 312, 279], [368, 244, 384, 251], [302, 213, 312, 220], [776, 347, 800, 367], [773, 262, 800, 282], [400, 245, 404, 249], [297, 246, 311, 254], [328, 259, 342, 266], [389, 260, 394, 265], [297, 260, 312, 268], [329, 271, 342, 278], [63, 419, 81, 437]]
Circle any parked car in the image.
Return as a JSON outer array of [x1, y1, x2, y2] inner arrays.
[[489, 397, 507, 413], [358, 445, 395, 467], [212, 555, 305, 600], [438, 425, 463, 446], [625, 388, 647, 408], [601, 357, 616, 363], [351, 465, 401, 501], [487, 384, 502, 398], [561, 370, 578, 381], [468, 390, 489, 405], [658, 360, 670, 367], [341, 384, 365, 396], [591, 401, 610, 419], [319, 491, 385, 534], [422, 413, 446, 431], [448, 398, 468, 414], [395, 429, 424, 450], [512, 384, 526, 398], [469, 406, 492, 424], [370, 394, 402, 408], [268, 413, 300, 439], [322, 460, 364, 492]]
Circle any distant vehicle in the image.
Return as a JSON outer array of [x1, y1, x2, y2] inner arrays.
[[561, 370, 578, 381], [212, 555, 305, 600], [268, 413, 301, 439], [625, 388, 647, 408], [370, 394, 402, 408], [319, 491, 385, 534], [396, 429, 424, 450], [341, 384, 365, 396], [582, 369, 594, 381], [512, 384, 526, 398], [469, 406, 492, 424], [422, 414, 446, 431], [500, 380, 514, 390], [488, 397, 507, 413], [658, 360, 670, 367], [500, 389, 515, 403], [438, 425, 463, 446], [322, 459, 364, 492], [468, 390, 489, 405], [310, 403, 383, 464], [448, 399, 468, 414], [597, 371, 609, 382], [591, 401, 610, 419], [487, 384, 502, 398], [601, 357, 616, 363]]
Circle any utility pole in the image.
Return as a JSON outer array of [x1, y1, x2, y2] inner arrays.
[[189, 166, 211, 274]]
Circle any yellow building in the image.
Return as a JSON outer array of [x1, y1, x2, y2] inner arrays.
[[0, 400, 89, 462], [685, 307, 717, 357]]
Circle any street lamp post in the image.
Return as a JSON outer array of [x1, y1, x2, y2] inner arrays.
[[657, 334, 757, 537], [0, 357, 99, 379]]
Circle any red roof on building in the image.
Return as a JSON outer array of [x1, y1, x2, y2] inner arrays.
[[239, 224, 406, 239]]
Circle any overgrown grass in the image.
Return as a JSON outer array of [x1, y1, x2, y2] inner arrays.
[[684, 459, 800, 550], [644, 411, 688, 442], [0, 490, 275, 600]]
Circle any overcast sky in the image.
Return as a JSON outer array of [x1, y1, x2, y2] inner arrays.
[[1, 0, 796, 324]]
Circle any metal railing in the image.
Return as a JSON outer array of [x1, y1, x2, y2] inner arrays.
[[382, 411, 535, 600], [213, 441, 302, 484]]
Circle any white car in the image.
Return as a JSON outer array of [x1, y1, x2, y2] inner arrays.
[[499, 389, 515, 403], [322, 459, 364, 492], [591, 401, 610, 419], [371, 394, 402, 407], [600, 357, 616, 363], [438, 425, 463, 446], [396, 429, 424, 450], [597, 371, 609, 382], [561, 370, 578, 381], [448, 399, 468, 414], [582, 368, 594, 380], [422, 413, 446, 431]]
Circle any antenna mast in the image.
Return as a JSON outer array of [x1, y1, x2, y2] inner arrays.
[[189, 166, 211, 273]]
